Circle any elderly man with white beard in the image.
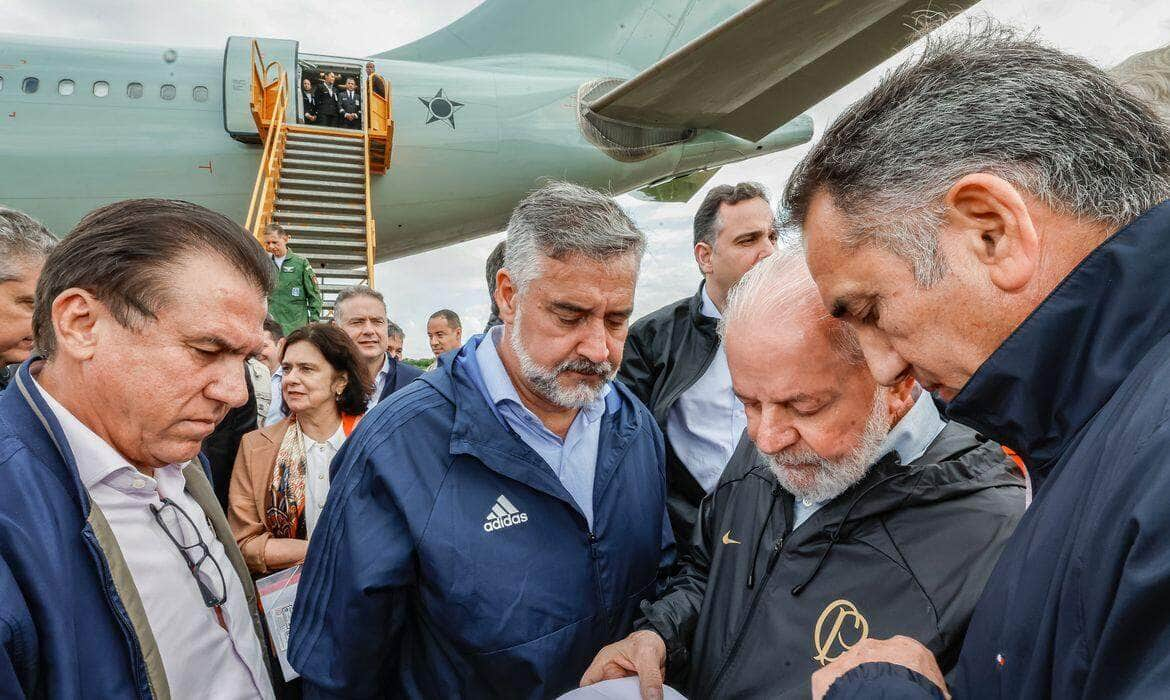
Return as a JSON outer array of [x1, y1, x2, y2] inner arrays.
[[580, 247, 1024, 700], [289, 182, 675, 699]]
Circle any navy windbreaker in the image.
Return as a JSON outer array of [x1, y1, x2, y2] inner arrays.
[[289, 335, 676, 698], [826, 201, 1170, 698]]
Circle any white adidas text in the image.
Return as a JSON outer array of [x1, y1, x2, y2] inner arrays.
[[483, 495, 529, 532]]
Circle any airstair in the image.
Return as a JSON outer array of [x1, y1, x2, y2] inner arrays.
[[244, 41, 393, 314]]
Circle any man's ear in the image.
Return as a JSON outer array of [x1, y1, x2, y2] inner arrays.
[[496, 268, 519, 324], [694, 241, 714, 276], [944, 173, 1039, 293], [882, 375, 920, 427], [51, 288, 104, 362]]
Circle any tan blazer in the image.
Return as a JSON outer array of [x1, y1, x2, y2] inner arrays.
[[228, 419, 292, 575]]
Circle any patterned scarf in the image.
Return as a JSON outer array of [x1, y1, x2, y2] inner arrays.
[[267, 418, 310, 539], [266, 414, 360, 539]]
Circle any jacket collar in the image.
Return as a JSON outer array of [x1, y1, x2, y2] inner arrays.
[[689, 282, 719, 335], [947, 199, 1170, 474], [420, 335, 643, 522], [7, 359, 92, 511]]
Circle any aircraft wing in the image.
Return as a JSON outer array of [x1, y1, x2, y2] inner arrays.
[[588, 0, 980, 142]]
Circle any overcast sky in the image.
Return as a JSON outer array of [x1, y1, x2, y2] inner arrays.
[[8, 0, 1170, 356]]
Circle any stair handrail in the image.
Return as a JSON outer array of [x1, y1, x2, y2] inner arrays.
[[245, 68, 289, 239], [249, 39, 287, 136], [362, 98, 377, 286], [365, 71, 393, 173]]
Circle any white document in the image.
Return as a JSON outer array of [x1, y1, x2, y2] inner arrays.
[[256, 565, 302, 682], [558, 677, 688, 699]]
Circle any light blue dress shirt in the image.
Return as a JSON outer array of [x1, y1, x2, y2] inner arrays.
[[792, 389, 947, 528], [666, 285, 747, 494], [367, 355, 390, 411], [473, 326, 610, 529]]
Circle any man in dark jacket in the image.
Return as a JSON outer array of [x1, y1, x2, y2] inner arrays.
[[289, 182, 675, 698], [785, 24, 1170, 699], [313, 71, 340, 128], [337, 76, 362, 129], [582, 251, 1024, 699], [619, 182, 777, 546], [333, 284, 422, 409], [0, 199, 275, 698]]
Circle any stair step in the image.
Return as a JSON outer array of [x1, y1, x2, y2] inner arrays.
[[275, 199, 366, 213], [277, 178, 364, 193], [283, 129, 360, 143], [299, 251, 368, 265], [280, 167, 365, 182], [280, 223, 366, 236], [284, 137, 364, 151], [276, 187, 365, 203], [273, 210, 366, 225], [294, 240, 368, 253], [320, 283, 366, 294], [283, 148, 364, 165], [281, 157, 365, 172], [313, 268, 369, 280]]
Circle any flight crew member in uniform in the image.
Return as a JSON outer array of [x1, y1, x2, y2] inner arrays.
[[0, 199, 275, 698], [301, 77, 318, 124], [333, 285, 422, 410], [338, 77, 362, 129], [313, 71, 340, 128], [0, 206, 55, 391], [288, 182, 675, 698], [263, 222, 323, 335], [619, 182, 777, 546], [582, 248, 1024, 699]]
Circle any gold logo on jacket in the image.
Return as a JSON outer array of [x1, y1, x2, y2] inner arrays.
[[813, 599, 869, 665]]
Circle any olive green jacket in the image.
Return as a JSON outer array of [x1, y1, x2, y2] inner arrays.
[[268, 250, 323, 334]]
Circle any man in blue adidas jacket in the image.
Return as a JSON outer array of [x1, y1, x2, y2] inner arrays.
[[289, 182, 675, 698], [786, 24, 1170, 699]]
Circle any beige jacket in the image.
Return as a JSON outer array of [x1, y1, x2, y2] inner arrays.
[[227, 419, 291, 575]]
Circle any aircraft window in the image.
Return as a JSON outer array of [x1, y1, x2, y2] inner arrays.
[[192, 85, 209, 102], [58, 79, 75, 96], [0, 76, 4, 93], [22, 77, 38, 94], [93, 81, 109, 98], [160, 84, 176, 101], [126, 82, 143, 99]]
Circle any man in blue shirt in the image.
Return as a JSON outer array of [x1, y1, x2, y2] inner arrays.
[[289, 182, 675, 699]]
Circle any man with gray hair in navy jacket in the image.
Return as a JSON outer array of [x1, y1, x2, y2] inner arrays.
[[290, 182, 675, 698]]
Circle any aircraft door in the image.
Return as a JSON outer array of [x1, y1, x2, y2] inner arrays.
[[223, 36, 298, 141]]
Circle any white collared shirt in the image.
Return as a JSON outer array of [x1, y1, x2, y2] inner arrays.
[[367, 355, 390, 411], [666, 285, 748, 493], [264, 366, 284, 427], [33, 378, 274, 700], [302, 424, 345, 538]]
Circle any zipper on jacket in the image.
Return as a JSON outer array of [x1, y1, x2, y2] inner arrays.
[[704, 533, 786, 698]]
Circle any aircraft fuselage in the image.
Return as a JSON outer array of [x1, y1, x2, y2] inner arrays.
[[0, 35, 811, 259]]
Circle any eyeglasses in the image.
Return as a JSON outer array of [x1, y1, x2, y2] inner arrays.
[[149, 497, 228, 609]]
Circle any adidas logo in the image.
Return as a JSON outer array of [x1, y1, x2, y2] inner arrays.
[[483, 494, 529, 533]]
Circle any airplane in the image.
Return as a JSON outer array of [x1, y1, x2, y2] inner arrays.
[[0, 0, 975, 307]]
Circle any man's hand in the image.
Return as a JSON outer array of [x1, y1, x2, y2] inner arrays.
[[580, 630, 667, 700], [811, 636, 948, 699]]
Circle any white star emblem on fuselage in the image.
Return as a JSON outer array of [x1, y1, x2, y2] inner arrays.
[[418, 89, 464, 129]]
